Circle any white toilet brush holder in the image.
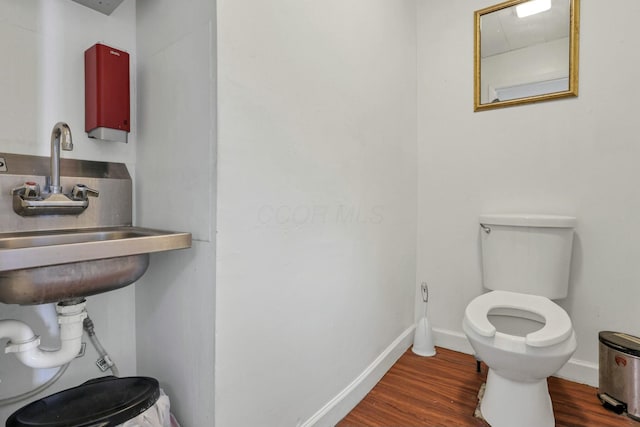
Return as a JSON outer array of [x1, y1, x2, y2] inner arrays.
[[412, 282, 436, 357]]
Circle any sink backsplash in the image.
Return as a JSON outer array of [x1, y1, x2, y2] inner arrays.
[[0, 153, 132, 233]]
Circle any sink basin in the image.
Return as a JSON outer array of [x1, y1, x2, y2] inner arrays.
[[0, 226, 191, 305]]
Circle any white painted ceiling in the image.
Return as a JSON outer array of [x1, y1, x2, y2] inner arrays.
[[72, 0, 125, 15], [480, 0, 570, 58]]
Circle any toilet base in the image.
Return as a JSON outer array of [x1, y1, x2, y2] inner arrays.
[[480, 369, 554, 427]]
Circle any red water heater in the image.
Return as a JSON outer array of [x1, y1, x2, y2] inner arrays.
[[84, 43, 130, 143]]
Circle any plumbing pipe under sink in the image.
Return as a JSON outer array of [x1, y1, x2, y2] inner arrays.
[[1, 300, 87, 369]]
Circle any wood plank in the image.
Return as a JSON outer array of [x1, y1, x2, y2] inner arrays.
[[338, 347, 635, 427]]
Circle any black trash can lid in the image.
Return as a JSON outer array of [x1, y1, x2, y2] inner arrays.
[[6, 376, 160, 427], [599, 331, 640, 358]]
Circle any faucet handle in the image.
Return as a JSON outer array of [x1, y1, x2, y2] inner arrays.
[[71, 184, 99, 201], [11, 182, 41, 199]]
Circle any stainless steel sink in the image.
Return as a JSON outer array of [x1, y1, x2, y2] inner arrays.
[[0, 226, 191, 305], [0, 153, 192, 305]]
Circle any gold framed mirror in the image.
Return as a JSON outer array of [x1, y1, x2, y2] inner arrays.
[[474, 0, 580, 111]]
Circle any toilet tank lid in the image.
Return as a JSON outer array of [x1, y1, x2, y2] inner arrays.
[[479, 214, 576, 228]]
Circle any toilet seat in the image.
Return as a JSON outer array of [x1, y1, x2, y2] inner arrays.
[[465, 290, 572, 347]]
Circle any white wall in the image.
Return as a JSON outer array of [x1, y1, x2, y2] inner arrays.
[[418, 0, 640, 385], [0, 0, 136, 163], [0, 0, 137, 419], [135, 1, 217, 425], [216, 0, 417, 425]]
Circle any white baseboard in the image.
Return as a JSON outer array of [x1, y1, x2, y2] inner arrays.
[[432, 327, 474, 355], [555, 357, 598, 387], [299, 325, 415, 427], [432, 327, 599, 387]]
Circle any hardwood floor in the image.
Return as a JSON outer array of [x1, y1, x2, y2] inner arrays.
[[337, 347, 636, 427]]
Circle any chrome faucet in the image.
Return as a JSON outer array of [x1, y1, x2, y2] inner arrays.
[[10, 122, 99, 216], [49, 122, 73, 194]]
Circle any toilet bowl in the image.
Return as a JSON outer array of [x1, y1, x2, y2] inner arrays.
[[463, 214, 577, 427], [464, 291, 577, 427]]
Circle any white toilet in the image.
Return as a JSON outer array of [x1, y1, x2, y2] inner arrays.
[[463, 214, 577, 427]]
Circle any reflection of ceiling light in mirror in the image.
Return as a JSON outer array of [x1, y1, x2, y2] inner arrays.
[[516, 0, 551, 18]]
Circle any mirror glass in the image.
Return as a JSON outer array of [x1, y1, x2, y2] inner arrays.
[[474, 0, 579, 111]]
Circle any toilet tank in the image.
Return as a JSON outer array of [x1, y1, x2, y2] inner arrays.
[[479, 214, 576, 299]]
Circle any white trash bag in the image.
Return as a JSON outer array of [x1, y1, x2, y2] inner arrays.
[[121, 390, 181, 427]]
